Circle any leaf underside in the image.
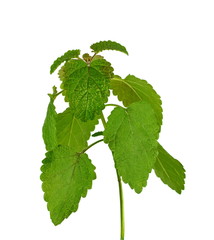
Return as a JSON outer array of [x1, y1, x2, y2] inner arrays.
[[90, 40, 128, 55], [56, 108, 99, 152], [104, 101, 159, 193], [42, 97, 58, 151], [50, 49, 80, 74], [61, 58, 113, 121], [110, 75, 163, 128], [154, 144, 186, 194], [41, 145, 96, 225]]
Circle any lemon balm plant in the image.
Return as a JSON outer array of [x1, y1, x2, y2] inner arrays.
[[41, 40, 185, 240]]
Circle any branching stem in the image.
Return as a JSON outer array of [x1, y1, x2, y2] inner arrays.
[[105, 103, 123, 108], [81, 139, 104, 153], [101, 112, 125, 240], [52, 90, 64, 100]]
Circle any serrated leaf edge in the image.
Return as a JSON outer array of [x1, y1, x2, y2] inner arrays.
[[40, 151, 96, 225]]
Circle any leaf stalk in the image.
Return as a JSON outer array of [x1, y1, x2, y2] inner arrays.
[[81, 139, 104, 153], [105, 103, 123, 108]]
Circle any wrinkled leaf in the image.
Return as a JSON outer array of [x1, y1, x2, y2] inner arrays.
[[90, 40, 128, 55], [61, 58, 113, 121], [50, 49, 80, 74]]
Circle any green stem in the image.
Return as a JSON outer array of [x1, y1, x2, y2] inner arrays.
[[101, 112, 125, 240], [81, 139, 103, 153], [117, 169, 125, 240], [52, 90, 64, 100], [100, 112, 107, 126], [90, 52, 97, 62], [55, 90, 64, 97], [105, 103, 123, 108]]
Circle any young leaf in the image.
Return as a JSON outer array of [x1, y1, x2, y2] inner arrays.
[[40, 145, 96, 225], [56, 108, 99, 152], [104, 101, 159, 193], [92, 131, 104, 137], [50, 49, 80, 74], [110, 75, 163, 128], [90, 40, 128, 55], [42, 97, 58, 151], [62, 58, 113, 121], [154, 144, 186, 194]]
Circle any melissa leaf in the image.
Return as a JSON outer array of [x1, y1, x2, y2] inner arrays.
[[42, 96, 57, 151], [110, 75, 163, 128], [104, 101, 159, 193], [41, 41, 186, 239], [56, 108, 99, 152], [154, 144, 186, 194], [92, 131, 104, 137], [50, 49, 80, 74], [40, 145, 96, 225], [90, 40, 128, 55], [61, 58, 113, 121]]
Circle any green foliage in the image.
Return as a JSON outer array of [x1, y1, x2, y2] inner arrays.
[[41, 146, 96, 225], [42, 96, 57, 151], [92, 131, 104, 137], [56, 108, 99, 152], [41, 40, 186, 237], [111, 75, 163, 128], [154, 144, 186, 194], [50, 49, 80, 74], [90, 40, 128, 55], [61, 58, 113, 121], [104, 101, 159, 193]]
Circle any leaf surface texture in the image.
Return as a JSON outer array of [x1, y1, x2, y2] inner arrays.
[[42, 98, 57, 151], [90, 40, 128, 55], [62, 59, 113, 121], [104, 101, 159, 193], [41, 146, 96, 225], [50, 49, 80, 74], [154, 144, 186, 194], [110, 75, 163, 127], [56, 108, 99, 152]]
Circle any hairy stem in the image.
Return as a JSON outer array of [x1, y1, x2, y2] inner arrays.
[[81, 139, 103, 153], [101, 112, 125, 240]]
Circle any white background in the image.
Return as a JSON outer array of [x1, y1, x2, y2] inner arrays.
[[1, 0, 214, 239]]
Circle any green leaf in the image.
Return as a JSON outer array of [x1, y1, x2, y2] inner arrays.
[[154, 144, 186, 194], [104, 101, 159, 193], [61, 58, 113, 121], [110, 75, 163, 128], [40, 145, 96, 225], [90, 40, 128, 55], [57, 66, 69, 102], [50, 49, 80, 74], [92, 131, 104, 137], [56, 108, 99, 152], [42, 97, 58, 151]]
